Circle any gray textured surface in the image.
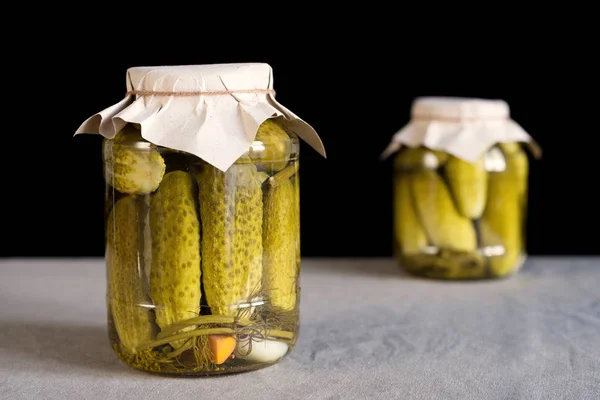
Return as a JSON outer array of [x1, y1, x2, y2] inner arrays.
[[0, 257, 598, 399]]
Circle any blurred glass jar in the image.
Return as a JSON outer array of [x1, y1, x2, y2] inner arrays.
[[382, 97, 541, 280], [75, 64, 326, 375]]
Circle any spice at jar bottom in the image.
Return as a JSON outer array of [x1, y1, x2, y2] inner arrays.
[[77, 63, 325, 375]]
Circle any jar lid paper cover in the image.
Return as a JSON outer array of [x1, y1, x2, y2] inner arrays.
[[381, 97, 542, 162], [75, 63, 326, 171]]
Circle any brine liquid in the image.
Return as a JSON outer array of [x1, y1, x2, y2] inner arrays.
[[104, 139, 301, 375]]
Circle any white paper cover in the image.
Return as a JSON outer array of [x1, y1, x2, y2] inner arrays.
[[75, 63, 326, 171], [381, 97, 542, 162]]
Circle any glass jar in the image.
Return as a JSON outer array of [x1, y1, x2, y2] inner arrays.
[[383, 97, 541, 280], [393, 142, 528, 279], [103, 119, 300, 375], [75, 63, 326, 375]]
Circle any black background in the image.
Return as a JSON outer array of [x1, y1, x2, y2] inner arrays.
[[3, 20, 596, 258]]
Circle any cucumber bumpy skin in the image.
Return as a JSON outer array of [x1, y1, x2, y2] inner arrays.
[[410, 169, 477, 253], [106, 196, 155, 354], [149, 171, 202, 346], [262, 178, 298, 311], [445, 155, 488, 219], [248, 119, 292, 173], [196, 161, 264, 316], [481, 144, 528, 277], [103, 125, 166, 195]]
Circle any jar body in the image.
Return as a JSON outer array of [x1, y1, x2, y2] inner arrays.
[[103, 119, 300, 375], [392, 143, 528, 280]]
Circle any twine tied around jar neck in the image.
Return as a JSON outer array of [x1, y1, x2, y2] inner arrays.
[[126, 89, 276, 97]]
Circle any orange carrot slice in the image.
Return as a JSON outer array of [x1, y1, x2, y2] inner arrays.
[[208, 335, 237, 364]]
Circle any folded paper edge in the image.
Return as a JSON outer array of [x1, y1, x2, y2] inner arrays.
[[266, 94, 326, 159], [380, 119, 542, 161], [74, 95, 134, 138]]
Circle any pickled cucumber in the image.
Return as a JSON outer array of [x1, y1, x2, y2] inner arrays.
[[395, 147, 449, 171], [295, 169, 301, 267], [106, 196, 155, 354], [481, 144, 528, 277], [497, 142, 523, 155], [263, 178, 298, 311], [103, 125, 166, 195], [248, 118, 291, 173], [394, 174, 427, 255], [445, 155, 488, 219], [498, 142, 529, 201], [410, 170, 477, 252], [197, 161, 264, 316], [149, 171, 202, 346]]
